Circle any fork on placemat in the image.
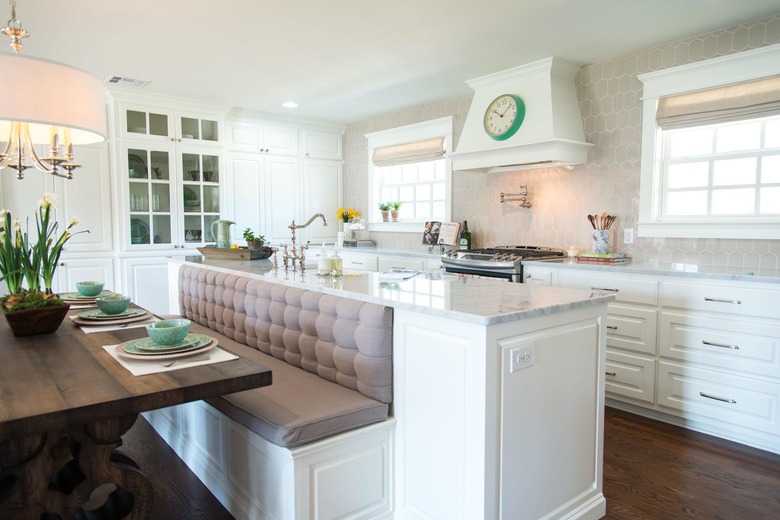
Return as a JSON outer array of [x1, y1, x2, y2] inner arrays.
[[159, 355, 210, 368]]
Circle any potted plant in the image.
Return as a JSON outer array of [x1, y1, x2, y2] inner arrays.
[[0, 193, 88, 336], [242, 228, 266, 250], [390, 201, 402, 222], [378, 202, 392, 222]]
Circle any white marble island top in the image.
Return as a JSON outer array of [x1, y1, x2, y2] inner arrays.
[[177, 258, 614, 325]]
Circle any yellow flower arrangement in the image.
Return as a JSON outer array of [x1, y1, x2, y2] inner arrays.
[[337, 207, 360, 223]]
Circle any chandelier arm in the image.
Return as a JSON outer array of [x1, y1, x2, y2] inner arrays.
[[0, 123, 15, 169], [21, 123, 55, 175]]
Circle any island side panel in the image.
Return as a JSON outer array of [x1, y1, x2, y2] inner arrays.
[[393, 305, 607, 520]]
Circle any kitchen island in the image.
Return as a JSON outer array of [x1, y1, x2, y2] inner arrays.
[[161, 258, 614, 520]]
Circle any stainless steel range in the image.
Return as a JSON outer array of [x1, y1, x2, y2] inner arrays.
[[441, 246, 566, 282]]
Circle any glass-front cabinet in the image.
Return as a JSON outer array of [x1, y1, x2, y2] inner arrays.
[[120, 104, 222, 145], [122, 142, 222, 250]]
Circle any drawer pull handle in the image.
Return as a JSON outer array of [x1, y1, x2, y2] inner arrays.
[[704, 297, 742, 305], [702, 340, 740, 350], [606, 325, 618, 330], [699, 392, 737, 404], [591, 286, 618, 292], [605, 371, 616, 377]]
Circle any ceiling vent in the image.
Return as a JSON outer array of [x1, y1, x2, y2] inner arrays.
[[450, 57, 592, 172], [104, 75, 150, 88]]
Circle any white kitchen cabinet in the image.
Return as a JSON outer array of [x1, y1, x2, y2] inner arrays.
[[523, 265, 558, 285], [304, 130, 343, 160], [121, 255, 188, 315], [341, 251, 378, 272], [119, 102, 222, 146], [302, 159, 341, 244], [119, 141, 222, 250], [226, 120, 299, 156], [54, 257, 117, 294], [378, 256, 426, 272]]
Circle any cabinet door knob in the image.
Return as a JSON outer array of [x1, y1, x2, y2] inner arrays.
[[59, 262, 65, 266], [170, 137, 175, 142]]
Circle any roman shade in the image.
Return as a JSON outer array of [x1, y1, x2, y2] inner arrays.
[[657, 75, 780, 129], [371, 137, 445, 167]]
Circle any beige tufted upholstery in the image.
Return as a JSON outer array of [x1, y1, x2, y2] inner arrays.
[[178, 265, 394, 447]]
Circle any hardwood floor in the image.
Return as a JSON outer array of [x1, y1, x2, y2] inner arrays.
[[120, 407, 780, 519]]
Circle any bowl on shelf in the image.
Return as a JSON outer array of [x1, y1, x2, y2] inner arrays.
[[95, 295, 131, 315], [146, 319, 191, 345], [76, 281, 104, 296], [188, 170, 200, 181], [203, 171, 214, 182]]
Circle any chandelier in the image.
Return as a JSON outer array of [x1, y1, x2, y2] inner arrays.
[[0, 0, 106, 179]]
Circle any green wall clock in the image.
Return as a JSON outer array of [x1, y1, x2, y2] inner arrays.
[[483, 94, 525, 141]]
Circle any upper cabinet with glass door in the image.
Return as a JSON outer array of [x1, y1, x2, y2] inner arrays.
[[119, 103, 222, 146]]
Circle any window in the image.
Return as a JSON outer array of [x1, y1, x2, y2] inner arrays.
[[366, 117, 453, 232], [638, 43, 780, 239], [662, 115, 780, 218]]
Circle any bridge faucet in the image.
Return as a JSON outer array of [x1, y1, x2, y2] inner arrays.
[[287, 213, 328, 270]]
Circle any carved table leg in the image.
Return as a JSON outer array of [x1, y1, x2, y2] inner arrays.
[[0, 414, 153, 519]]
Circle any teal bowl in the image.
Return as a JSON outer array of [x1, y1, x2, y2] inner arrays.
[[76, 281, 104, 296], [95, 295, 131, 315], [146, 319, 191, 345]]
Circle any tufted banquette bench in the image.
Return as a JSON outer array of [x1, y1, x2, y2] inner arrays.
[[143, 264, 396, 520]]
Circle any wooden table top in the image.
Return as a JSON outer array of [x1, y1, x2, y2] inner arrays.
[[0, 310, 272, 442]]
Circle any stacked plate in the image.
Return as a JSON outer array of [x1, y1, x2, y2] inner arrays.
[[71, 307, 151, 326], [60, 290, 115, 305], [116, 333, 217, 360]]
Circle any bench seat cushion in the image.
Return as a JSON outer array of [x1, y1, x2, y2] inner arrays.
[[192, 322, 390, 448]]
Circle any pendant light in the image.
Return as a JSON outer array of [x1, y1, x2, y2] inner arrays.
[[0, 0, 106, 179]]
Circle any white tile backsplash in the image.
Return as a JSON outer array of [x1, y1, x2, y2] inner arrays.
[[343, 14, 780, 269]]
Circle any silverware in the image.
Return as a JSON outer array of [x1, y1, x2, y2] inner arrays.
[[159, 355, 210, 367]]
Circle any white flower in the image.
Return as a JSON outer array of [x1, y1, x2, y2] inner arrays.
[[13, 218, 21, 230], [0, 209, 6, 219], [70, 216, 79, 226], [38, 192, 59, 209]]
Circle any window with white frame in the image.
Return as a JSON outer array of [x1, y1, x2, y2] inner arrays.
[[638, 44, 780, 239], [366, 117, 453, 230]]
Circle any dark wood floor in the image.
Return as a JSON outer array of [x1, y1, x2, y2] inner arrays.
[[120, 407, 780, 519]]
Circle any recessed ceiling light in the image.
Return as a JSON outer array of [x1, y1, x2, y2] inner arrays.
[[282, 101, 298, 108]]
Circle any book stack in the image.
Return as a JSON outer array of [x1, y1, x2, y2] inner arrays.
[[576, 252, 631, 264]]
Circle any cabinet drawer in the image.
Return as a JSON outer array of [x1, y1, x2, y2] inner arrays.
[[523, 266, 556, 286], [378, 256, 426, 272], [605, 350, 656, 404], [660, 310, 780, 379], [606, 303, 658, 355], [559, 271, 658, 305], [342, 254, 378, 272], [661, 281, 780, 320], [658, 361, 780, 436]]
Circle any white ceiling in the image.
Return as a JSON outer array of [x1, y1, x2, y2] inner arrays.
[[7, 0, 780, 125]]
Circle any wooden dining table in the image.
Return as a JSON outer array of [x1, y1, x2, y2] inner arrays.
[[0, 308, 272, 519]]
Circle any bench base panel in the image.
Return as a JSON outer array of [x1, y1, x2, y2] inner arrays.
[[144, 401, 395, 520]]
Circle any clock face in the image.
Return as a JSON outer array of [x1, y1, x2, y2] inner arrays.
[[483, 94, 525, 141]]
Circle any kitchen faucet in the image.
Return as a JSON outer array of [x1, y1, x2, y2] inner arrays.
[[284, 213, 328, 270]]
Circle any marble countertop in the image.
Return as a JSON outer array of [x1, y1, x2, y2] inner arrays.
[[521, 258, 780, 284], [178, 258, 613, 325]]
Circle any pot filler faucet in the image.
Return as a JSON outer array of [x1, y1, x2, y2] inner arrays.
[[283, 213, 328, 271]]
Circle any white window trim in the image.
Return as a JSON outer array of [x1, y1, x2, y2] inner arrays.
[[638, 43, 780, 239], [366, 116, 453, 233]]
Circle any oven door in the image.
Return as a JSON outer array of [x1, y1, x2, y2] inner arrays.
[[442, 265, 519, 282]]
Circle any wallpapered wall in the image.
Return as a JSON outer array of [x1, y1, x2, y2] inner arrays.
[[343, 14, 780, 270]]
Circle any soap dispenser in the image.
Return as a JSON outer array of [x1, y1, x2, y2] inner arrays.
[[317, 243, 330, 276], [329, 245, 343, 277]]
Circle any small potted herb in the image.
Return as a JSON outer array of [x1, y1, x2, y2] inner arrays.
[[390, 201, 402, 221], [242, 228, 265, 250], [378, 202, 392, 222]]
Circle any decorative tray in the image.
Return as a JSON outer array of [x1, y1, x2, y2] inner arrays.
[[197, 246, 272, 260]]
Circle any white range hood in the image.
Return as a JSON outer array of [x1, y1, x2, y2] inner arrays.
[[450, 57, 593, 173]]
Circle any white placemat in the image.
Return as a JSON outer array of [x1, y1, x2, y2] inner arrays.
[[71, 315, 159, 333], [102, 343, 238, 376]]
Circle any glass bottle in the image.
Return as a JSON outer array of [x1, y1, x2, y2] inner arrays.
[[459, 220, 472, 250], [329, 245, 343, 277]]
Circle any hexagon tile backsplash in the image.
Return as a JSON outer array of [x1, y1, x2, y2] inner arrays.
[[343, 14, 780, 271]]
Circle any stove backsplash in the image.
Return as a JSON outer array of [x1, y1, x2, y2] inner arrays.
[[343, 14, 780, 271]]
